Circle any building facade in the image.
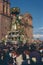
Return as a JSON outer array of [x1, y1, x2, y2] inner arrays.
[[19, 13, 33, 43], [8, 13, 33, 44], [0, 0, 11, 40], [0, 0, 33, 44]]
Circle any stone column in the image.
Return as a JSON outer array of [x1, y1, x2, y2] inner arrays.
[[0, 0, 3, 14]]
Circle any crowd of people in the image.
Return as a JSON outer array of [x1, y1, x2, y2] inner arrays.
[[0, 41, 43, 65]]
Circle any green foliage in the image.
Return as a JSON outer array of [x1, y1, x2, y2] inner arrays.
[[10, 7, 20, 15]]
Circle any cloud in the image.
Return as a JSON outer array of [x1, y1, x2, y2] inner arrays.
[[33, 34, 43, 38], [39, 27, 43, 30], [33, 27, 43, 39], [33, 27, 43, 33]]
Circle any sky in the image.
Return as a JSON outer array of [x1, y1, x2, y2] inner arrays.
[[10, 0, 43, 40]]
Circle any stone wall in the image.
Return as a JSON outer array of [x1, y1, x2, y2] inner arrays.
[[0, 14, 11, 40], [20, 13, 33, 44]]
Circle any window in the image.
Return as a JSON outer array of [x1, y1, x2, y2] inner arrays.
[[12, 32, 14, 35], [9, 33, 11, 35]]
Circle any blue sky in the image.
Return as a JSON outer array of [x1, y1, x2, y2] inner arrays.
[[10, 0, 43, 39]]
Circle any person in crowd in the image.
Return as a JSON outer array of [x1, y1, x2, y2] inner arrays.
[[29, 44, 41, 65], [0, 49, 4, 65], [3, 46, 13, 65], [16, 46, 24, 65]]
